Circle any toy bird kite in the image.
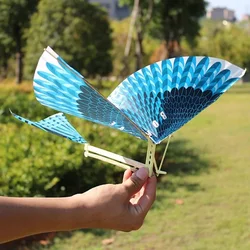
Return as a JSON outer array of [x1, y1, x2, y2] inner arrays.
[[11, 47, 246, 176]]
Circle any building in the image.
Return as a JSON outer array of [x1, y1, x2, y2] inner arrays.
[[88, 0, 130, 20], [207, 7, 236, 22], [242, 14, 250, 21]]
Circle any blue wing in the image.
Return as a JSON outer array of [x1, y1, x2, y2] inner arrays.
[[108, 56, 246, 144], [32, 47, 146, 141], [10, 111, 86, 144]]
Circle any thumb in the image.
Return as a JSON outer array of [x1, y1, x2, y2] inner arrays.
[[123, 167, 149, 196]]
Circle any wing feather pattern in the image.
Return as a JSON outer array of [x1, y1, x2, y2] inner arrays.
[[33, 47, 147, 140], [108, 56, 245, 144], [11, 111, 86, 144]]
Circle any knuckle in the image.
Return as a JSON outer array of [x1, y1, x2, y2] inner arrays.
[[130, 175, 142, 189]]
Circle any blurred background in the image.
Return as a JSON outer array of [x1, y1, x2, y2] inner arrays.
[[0, 0, 250, 249]]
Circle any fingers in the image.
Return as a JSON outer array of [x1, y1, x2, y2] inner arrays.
[[136, 175, 157, 213], [122, 169, 132, 183], [123, 167, 149, 197]]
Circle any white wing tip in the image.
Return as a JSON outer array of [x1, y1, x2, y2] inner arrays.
[[9, 109, 14, 115], [240, 68, 247, 78], [45, 46, 59, 59]]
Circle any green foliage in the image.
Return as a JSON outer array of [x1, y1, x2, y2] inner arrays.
[[0, 0, 38, 51], [192, 19, 250, 70], [110, 18, 135, 75], [148, 0, 206, 42], [24, 0, 113, 79], [119, 0, 207, 59], [0, 0, 38, 80], [0, 31, 13, 77], [0, 82, 150, 197], [110, 17, 161, 75], [164, 0, 206, 44]]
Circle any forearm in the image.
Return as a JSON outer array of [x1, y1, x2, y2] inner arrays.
[[0, 168, 156, 243], [0, 196, 76, 243]]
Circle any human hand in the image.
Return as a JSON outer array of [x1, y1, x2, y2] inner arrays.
[[0, 167, 156, 243], [70, 167, 157, 231]]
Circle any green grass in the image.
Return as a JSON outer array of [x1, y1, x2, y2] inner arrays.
[[7, 84, 250, 250]]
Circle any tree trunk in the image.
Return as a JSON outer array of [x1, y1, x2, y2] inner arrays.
[[0, 58, 8, 81], [121, 0, 140, 77], [16, 52, 23, 84], [135, 26, 143, 70], [15, 25, 22, 84], [166, 40, 181, 58], [134, 0, 153, 71]]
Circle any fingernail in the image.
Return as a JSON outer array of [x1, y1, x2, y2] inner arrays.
[[135, 167, 148, 180]]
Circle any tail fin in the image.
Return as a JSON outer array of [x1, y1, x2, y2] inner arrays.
[[10, 111, 86, 144]]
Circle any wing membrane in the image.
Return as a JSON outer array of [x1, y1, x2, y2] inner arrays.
[[11, 111, 86, 144], [33, 47, 146, 140], [108, 56, 245, 144]]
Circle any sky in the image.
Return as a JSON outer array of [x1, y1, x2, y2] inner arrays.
[[207, 0, 250, 20]]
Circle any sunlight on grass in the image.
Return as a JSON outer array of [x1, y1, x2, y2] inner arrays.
[[0, 78, 33, 93]]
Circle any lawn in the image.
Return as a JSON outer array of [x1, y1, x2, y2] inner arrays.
[[2, 83, 250, 250]]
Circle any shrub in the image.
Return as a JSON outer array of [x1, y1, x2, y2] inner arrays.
[[0, 83, 148, 197]]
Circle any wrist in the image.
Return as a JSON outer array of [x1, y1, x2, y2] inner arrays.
[[67, 194, 97, 230], [34, 196, 77, 233]]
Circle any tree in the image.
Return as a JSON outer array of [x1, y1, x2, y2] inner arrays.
[[111, 19, 135, 76], [111, 18, 160, 76], [120, 0, 206, 70], [0, 0, 38, 83], [0, 33, 13, 80], [134, 0, 153, 69], [120, 0, 154, 73], [195, 19, 250, 71], [24, 0, 113, 79], [121, 0, 140, 76], [151, 0, 207, 59]]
